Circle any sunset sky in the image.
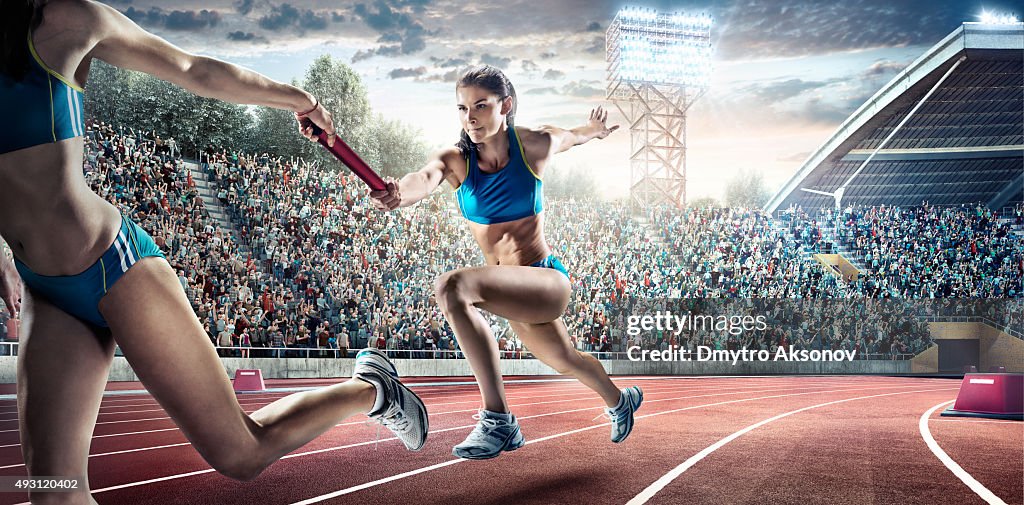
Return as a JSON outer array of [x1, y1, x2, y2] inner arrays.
[[102, 0, 1017, 201]]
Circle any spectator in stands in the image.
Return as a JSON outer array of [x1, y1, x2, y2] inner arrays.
[[217, 324, 234, 357], [336, 327, 349, 358]]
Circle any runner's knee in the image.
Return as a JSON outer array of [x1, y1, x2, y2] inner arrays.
[[204, 447, 267, 481], [195, 427, 268, 481], [434, 271, 473, 313]]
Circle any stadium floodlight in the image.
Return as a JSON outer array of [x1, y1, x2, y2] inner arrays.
[[607, 8, 712, 91], [606, 6, 713, 208], [979, 11, 1021, 24]]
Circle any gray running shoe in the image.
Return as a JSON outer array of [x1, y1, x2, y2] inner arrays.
[[452, 410, 525, 460], [354, 348, 428, 451], [606, 386, 643, 443]]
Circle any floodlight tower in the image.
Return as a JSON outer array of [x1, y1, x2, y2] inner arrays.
[[606, 6, 712, 208]]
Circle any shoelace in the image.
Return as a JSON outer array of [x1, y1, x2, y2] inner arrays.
[[592, 409, 619, 423], [464, 412, 504, 443], [365, 403, 412, 450], [595, 391, 634, 423]]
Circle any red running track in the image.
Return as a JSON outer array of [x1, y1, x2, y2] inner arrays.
[[0, 376, 1019, 504]]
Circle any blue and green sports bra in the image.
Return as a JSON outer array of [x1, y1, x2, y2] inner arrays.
[[0, 33, 86, 154], [456, 127, 544, 225]]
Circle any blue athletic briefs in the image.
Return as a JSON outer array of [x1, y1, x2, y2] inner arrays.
[[15, 216, 165, 327], [530, 255, 569, 280]]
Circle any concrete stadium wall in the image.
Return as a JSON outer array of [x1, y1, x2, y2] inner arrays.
[[911, 346, 939, 374], [0, 356, 911, 384], [928, 322, 983, 340], [911, 322, 1024, 373], [979, 325, 1024, 373]]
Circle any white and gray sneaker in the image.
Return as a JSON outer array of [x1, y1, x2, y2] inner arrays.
[[452, 409, 525, 460], [606, 386, 643, 443], [353, 348, 428, 451]]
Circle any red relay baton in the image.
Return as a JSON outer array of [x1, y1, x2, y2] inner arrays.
[[309, 125, 387, 191]]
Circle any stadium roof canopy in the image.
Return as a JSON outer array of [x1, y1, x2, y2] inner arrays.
[[766, 23, 1023, 213]]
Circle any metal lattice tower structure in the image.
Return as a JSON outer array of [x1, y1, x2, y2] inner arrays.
[[606, 7, 712, 208]]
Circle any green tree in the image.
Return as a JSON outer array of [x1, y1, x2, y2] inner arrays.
[[83, 60, 134, 124], [724, 168, 771, 208], [361, 114, 430, 177], [688, 196, 720, 208], [299, 55, 371, 165], [251, 103, 304, 159], [544, 163, 598, 200], [84, 62, 249, 156], [82, 53, 430, 169]]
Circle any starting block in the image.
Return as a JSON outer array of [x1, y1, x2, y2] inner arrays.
[[233, 369, 266, 392], [942, 373, 1023, 421]]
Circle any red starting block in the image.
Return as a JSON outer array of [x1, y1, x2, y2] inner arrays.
[[942, 373, 1023, 421], [233, 369, 266, 392]]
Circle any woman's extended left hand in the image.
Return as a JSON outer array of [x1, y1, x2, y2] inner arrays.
[[589, 106, 620, 139]]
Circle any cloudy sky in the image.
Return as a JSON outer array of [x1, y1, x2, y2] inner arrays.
[[103, 0, 1015, 201]]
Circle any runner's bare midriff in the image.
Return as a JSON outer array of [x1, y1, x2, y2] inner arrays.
[[0, 138, 122, 276], [467, 213, 551, 267]]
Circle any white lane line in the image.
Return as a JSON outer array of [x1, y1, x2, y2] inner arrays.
[[0, 381, 659, 422], [0, 428, 180, 446], [920, 400, 1009, 505], [0, 442, 192, 469], [0, 379, 858, 440], [0, 378, 784, 414], [0, 382, 824, 466], [0, 384, 609, 431], [0, 417, 173, 433], [64, 383, 901, 499], [625, 388, 957, 505], [0, 378, 573, 403], [0, 400, 291, 422], [0, 376, 920, 413], [290, 459, 464, 505], [0, 373, 912, 406], [0, 388, 589, 421], [82, 402, 627, 498], [0, 374, 774, 402], [0, 376, 905, 460], [288, 384, 950, 505]]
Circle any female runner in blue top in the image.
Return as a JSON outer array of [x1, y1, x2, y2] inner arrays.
[[370, 65, 643, 459], [0, 1, 426, 501]]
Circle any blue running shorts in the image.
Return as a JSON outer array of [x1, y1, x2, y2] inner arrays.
[[14, 215, 166, 327], [529, 255, 569, 280]]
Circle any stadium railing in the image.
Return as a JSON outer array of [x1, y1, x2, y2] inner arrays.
[[0, 342, 918, 363]]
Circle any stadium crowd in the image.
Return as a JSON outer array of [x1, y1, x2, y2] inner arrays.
[[783, 203, 1023, 298], [0, 121, 1020, 360]]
